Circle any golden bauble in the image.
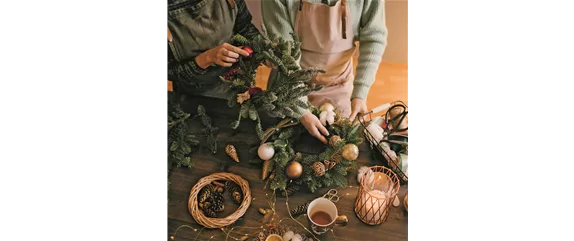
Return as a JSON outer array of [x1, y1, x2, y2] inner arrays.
[[320, 102, 335, 112], [258, 143, 275, 161], [285, 161, 303, 179], [342, 144, 359, 161], [329, 135, 342, 146]]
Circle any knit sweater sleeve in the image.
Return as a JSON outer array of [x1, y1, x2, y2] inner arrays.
[[353, 0, 388, 100], [262, 0, 310, 120]]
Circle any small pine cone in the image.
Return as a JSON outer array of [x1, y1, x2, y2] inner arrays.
[[202, 205, 217, 218], [198, 187, 212, 203], [289, 202, 309, 217], [281, 183, 301, 197], [225, 181, 243, 204], [226, 144, 240, 162], [312, 162, 325, 177], [329, 135, 342, 146], [211, 192, 225, 212]]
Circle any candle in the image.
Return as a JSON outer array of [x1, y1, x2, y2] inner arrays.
[[357, 172, 393, 223], [358, 189, 388, 222]]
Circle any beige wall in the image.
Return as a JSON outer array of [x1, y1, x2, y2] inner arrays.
[[245, 0, 408, 64], [383, 0, 408, 64]]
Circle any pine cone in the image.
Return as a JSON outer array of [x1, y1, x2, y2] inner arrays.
[[226, 144, 240, 162], [312, 162, 325, 177], [211, 192, 225, 212], [202, 204, 217, 218], [225, 181, 243, 204], [329, 135, 342, 146], [280, 183, 301, 197], [262, 160, 275, 180], [290, 202, 309, 217], [198, 187, 212, 204]]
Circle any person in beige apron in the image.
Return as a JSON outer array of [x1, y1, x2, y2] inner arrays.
[[266, 0, 363, 144], [168, 0, 258, 99]]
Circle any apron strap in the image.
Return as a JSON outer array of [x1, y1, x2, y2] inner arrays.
[[299, 0, 303, 11], [227, 0, 236, 9], [341, 0, 347, 39]]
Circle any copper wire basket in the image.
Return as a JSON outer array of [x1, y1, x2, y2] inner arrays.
[[358, 101, 408, 184], [354, 166, 400, 225]]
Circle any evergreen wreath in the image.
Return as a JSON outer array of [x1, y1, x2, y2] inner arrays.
[[220, 23, 325, 139], [254, 108, 363, 193]]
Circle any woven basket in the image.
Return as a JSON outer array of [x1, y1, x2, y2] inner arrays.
[[188, 172, 251, 228]]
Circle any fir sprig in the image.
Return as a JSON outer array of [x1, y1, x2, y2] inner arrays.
[[168, 96, 219, 181]]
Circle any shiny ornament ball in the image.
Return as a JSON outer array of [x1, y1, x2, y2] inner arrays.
[[286, 161, 303, 179], [329, 135, 342, 146], [342, 144, 359, 161], [320, 102, 335, 112], [258, 143, 275, 161]]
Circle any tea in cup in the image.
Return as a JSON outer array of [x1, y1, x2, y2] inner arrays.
[[306, 197, 348, 235]]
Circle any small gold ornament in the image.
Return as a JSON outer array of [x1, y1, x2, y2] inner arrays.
[[225, 144, 240, 162], [312, 162, 326, 177], [342, 143, 359, 161], [170, 235, 175, 240], [285, 161, 303, 179], [237, 90, 250, 104], [262, 160, 275, 180], [329, 135, 342, 146]]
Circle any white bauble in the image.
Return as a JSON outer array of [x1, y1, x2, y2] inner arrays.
[[282, 231, 294, 241], [258, 143, 275, 161], [319, 111, 328, 126], [291, 234, 303, 241], [326, 111, 335, 125]]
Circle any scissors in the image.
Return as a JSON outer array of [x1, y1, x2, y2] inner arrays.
[[322, 189, 339, 203]]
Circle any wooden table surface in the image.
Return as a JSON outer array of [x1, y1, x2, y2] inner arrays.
[[168, 95, 408, 241]]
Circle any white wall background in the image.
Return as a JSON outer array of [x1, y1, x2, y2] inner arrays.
[[244, 0, 408, 64]]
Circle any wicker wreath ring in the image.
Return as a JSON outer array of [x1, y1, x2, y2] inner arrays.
[[188, 172, 252, 228]]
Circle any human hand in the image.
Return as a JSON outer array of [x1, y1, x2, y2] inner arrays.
[[299, 113, 329, 144], [349, 98, 368, 121], [196, 43, 250, 68]]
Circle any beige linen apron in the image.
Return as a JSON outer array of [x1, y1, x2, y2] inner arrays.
[[296, 0, 357, 118]]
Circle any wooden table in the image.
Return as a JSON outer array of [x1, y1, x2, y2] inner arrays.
[[168, 95, 408, 241]]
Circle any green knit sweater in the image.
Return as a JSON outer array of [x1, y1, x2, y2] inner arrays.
[[261, 0, 388, 101]]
